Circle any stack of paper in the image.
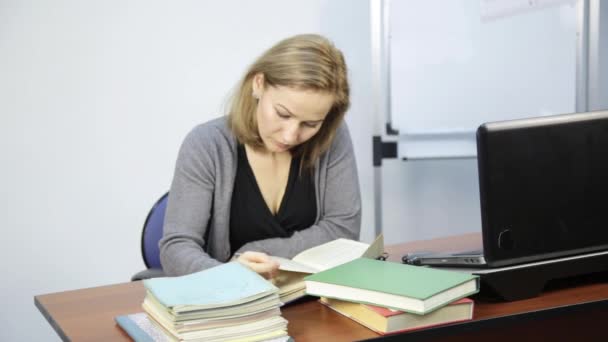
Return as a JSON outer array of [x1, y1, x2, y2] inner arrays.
[[130, 262, 288, 342]]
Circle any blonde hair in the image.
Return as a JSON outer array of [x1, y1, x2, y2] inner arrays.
[[227, 34, 350, 171]]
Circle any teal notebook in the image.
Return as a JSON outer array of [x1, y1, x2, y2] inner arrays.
[[304, 258, 479, 315], [143, 262, 278, 309]]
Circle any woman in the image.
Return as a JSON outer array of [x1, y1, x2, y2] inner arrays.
[[159, 34, 361, 278]]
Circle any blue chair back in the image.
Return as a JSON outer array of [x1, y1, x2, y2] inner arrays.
[[141, 192, 169, 269]]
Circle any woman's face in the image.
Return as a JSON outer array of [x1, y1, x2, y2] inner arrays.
[[252, 74, 334, 153]]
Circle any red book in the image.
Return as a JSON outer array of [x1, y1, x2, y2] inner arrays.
[[320, 297, 473, 335]]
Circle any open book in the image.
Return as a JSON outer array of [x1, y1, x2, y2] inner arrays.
[[269, 235, 384, 303]]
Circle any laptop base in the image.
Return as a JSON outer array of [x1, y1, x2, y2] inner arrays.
[[469, 250, 608, 301], [403, 250, 486, 268]]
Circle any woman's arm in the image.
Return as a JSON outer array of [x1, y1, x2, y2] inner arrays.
[[159, 125, 222, 276], [235, 123, 362, 258]]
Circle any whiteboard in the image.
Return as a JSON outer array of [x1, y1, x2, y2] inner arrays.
[[389, 0, 578, 158]]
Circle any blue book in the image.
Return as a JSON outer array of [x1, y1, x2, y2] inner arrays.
[[115, 313, 169, 342], [143, 262, 278, 311]]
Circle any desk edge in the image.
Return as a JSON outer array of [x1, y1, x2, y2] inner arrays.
[[34, 295, 69, 342]]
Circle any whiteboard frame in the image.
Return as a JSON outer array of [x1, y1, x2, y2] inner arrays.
[[376, 0, 591, 160]]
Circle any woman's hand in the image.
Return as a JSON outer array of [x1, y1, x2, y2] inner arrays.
[[235, 251, 280, 279]]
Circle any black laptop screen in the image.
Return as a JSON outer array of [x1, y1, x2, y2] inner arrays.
[[476, 111, 608, 267]]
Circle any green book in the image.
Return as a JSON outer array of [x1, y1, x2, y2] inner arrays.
[[304, 258, 479, 315]]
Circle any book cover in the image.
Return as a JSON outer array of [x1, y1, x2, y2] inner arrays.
[[115, 312, 170, 342], [304, 258, 479, 314], [143, 262, 277, 310], [320, 297, 474, 335]]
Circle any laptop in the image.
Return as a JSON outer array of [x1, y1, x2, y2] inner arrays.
[[405, 110, 608, 268]]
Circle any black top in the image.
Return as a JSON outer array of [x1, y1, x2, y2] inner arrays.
[[229, 144, 317, 254]]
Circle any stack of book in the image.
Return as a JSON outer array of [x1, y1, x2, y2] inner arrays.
[[116, 262, 289, 342], [304, 258, 478, 335]]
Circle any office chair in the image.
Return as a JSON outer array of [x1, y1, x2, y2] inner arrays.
[[131, 192, 168, 281]]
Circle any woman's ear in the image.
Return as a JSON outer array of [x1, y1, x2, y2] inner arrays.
[[252, 73, 265, 98]]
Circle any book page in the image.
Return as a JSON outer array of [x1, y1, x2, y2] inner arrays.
[[271, 256, 319, 274], [271, 271, 307, 294], [361, 234, 384, 260], [292, 238, 371, 272]]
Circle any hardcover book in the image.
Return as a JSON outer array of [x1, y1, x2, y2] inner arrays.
[[320, 297, 474, 335], [304, 258, 479, 314]]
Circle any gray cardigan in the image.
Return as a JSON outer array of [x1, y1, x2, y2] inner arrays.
[[159, 117, 361, 276]]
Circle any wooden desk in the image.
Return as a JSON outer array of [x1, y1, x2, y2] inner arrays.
[[36, 234, 608, 341]]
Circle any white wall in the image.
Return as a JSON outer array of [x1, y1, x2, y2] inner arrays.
[[380, 158, 481, 244], [0, 1, 374, 340]]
